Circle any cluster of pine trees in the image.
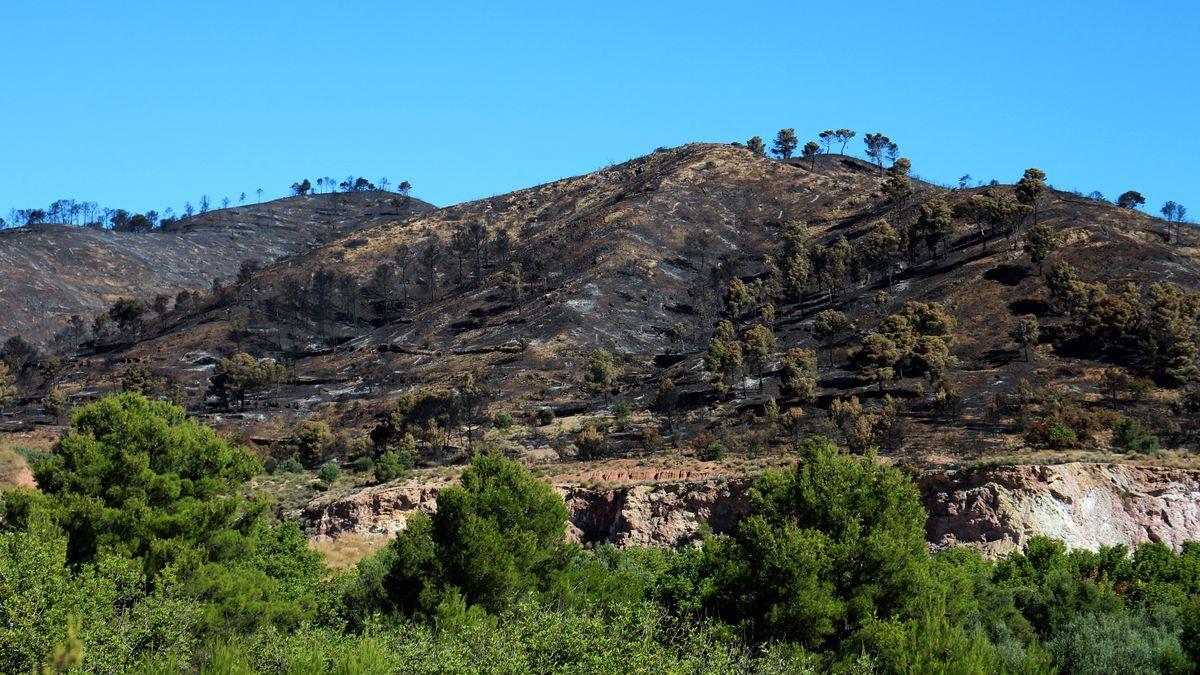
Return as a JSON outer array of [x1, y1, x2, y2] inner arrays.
[[5, 393, 1200, 672]]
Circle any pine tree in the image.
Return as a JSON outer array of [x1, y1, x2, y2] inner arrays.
[[1011, 315, 1040, 361], [1023, 222, 1059, 271], [744, 324, 778, 392], [771, 128, 798, 159]]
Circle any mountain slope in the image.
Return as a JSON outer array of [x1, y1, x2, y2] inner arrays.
[[0, 191, 434, 343], [29, 144, 1200, 469]]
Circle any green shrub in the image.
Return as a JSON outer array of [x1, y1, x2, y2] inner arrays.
[[374, 449, 412, 484], [1050, 611, 1185, 674], [612, 399, 631, 424], [702, 436, 929, 648], [536, 407, 555, 426], [294, 421, 336, 468], [353, 456, 375, 474], [1048, 421, 1078, 446], [275, 457, 303, 474], [317, 462, 341, 484], [0, 393, 326, 641], [493, 412, 514, 431], [697, 441, 727, 462], [0, 530, 199, 674], [1113, 417, 1160, 453], [350, 452, 570, 617]]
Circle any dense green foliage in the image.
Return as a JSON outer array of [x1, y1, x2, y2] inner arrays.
[[7, 394, 1200, 672]]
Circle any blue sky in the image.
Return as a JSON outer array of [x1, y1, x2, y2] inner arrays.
[[1, 1, 1196, 220]]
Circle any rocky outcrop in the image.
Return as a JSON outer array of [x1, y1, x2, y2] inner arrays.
[[302, 475, 748, 542], [921, 463, 1200, 556], [305, 477, 753, 546], [305, 463, 1200, 558], [558, 479, 753, 547], [305, 479, 444, 539]]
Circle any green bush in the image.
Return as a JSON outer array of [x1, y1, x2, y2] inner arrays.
[[374, 449, 412, 483], [1048, 421, 1077, 445], [536, 407, 555, 426], [0, 393, 326, 649], [349, 452, 571, 617], [295, 421, 336, 468], [317, 462, 341, 484], [165, 602, 820, 674], [1113, 417, 1160, 453], [612, 399, 631, 424], [702, 437, 930, 648], [1050, 611, 1185, 674], [493, 411, 514, 431], [20, 392, 262, 570], [353, 455, 375, 474], [0, 530, 198, 674], [697, 441, 727, 461], [275, 457, 303, 474]]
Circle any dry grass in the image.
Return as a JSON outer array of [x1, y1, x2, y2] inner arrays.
[[310, 532, 389, 572], [0, 446, 33, 490]]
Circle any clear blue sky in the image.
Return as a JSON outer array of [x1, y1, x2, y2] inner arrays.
[[1, 1, 1196, 220]]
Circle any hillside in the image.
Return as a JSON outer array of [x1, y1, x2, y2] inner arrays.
[[30, 142, 1199, 474], [0, 191, 435, 344]]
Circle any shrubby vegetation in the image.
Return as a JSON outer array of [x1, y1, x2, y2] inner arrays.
[[4, 393, 1200, 671]]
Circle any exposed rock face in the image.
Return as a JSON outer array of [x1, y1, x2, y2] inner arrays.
[[921, 463, 1200, 556], [305, 479, 444, 539], [305, 463, 1200, 558], [558, 479, 753, 547], [305, 477, 753, 546]]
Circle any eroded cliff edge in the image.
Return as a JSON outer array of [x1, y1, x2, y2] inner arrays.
[[304, 462, 1200, 557]]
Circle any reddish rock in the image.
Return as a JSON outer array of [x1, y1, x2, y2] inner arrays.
[[306, 463, 1200, 558]]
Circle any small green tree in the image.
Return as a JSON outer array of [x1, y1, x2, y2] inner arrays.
[[1015, 167, 1047, 226], [42, 387, 68, 422], [501, 262, 523, 309], [913, 198, 955, 258], [771, 128, 798, 159], [864, 221, 901, 286], [1011, 315, 1040, 362], [818, 130, 836, 153], [584, 349, 620, 404], [368, 453, 570, 616], [704, 322, 745, 395], [107, 298, 149, 336], [856, 334, 902, 390], [209, 353, 287, 410], [813, 310, 851, 366], [702, 436, 930, 647], [835, 128, 856, 154], [295, 420, 336, 468], [743, 324, 778, 392], [780, 348, 818, 404], [745, 136, 766, 156], [1117, 190, 1146, 209], [802, 140, 821, 169], [863, 133, 897, 175], [881, 158, 914, 217], [1023, 222, 1059, 271], [0, 362, 14, 410]]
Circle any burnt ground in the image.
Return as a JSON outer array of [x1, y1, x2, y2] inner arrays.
[[6, 143, 1200, 477], [0, 191, 434, 344]]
